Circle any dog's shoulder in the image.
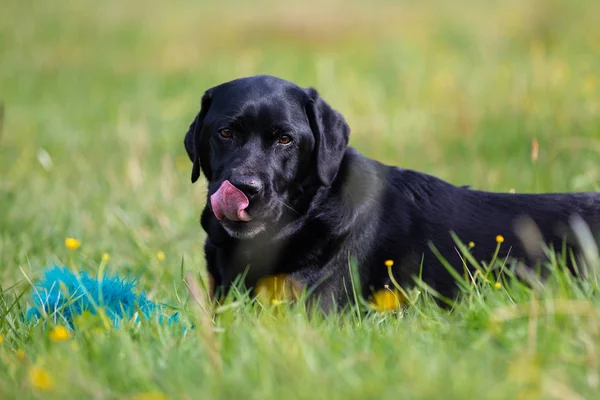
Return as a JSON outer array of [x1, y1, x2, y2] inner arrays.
[[335, 148, 389, 194], [387, 166, 463, 204], [330, 149, 469, 213]]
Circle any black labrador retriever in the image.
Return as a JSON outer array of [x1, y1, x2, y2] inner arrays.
[[184, 75, 600, 310]]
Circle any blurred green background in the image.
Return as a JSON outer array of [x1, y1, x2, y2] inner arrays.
[[1, 0, 599, 284], [2, 1, 600, 399]]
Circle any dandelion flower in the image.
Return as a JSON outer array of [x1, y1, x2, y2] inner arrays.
[[0, 334, 3, 344], [496, 235, 504, 244], [468, 241, 475, 248], [65, 237, 80, 250], [16, 349, 25, 360], [384, 260, 394, 268], [371, 289, 403, 312], [494, 282, 502, 289], [156, 251, 166, 262], [28, 366, 54, 391], [49, 325, 70, 342], [255, 274, 298, 304], [101, 253, 110, 263]]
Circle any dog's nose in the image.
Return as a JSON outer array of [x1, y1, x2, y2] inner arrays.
[[230, 176, 263, 198]]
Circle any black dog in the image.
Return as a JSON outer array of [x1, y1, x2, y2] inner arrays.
[[184, 75, 600, 310]]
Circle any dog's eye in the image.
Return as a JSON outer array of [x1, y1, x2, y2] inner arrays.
[[218, 129, 232, 139], [278, 134, 292, 145]]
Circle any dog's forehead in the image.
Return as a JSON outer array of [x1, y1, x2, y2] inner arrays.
[[214, 75, 299, 93], [208, 76, 308, 125]]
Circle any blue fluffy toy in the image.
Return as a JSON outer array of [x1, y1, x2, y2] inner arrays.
[[26, 265, 179, 328]]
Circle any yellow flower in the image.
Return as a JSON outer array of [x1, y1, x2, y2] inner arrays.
[[28, 366, 55, 391], [16, 349, 25, 360], [0, 334, 3, 344], [65, 237, 81, 250], [156, 251, 166, 262], [131, 392, 170, 400], [101, 253, 110, 263], [371, 289, 404, 312], [496, 235, 504, 244], [494, 282, 502, 289], [255, 274, 299, 304], [468, 241, 475, 248], [50, 325, 71, 342], [384, 260, 394, 268]]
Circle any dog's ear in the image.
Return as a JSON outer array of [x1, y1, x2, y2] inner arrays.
[[184, 91, 213, 183], [305, 88, 350, 187]]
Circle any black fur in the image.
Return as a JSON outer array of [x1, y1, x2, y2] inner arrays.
[[184, 75, 600, 310]]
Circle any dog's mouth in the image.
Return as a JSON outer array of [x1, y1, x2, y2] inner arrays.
[[220, 219, 267, 239], [210, 180, 252, 222], [210, 180, 269, 239]]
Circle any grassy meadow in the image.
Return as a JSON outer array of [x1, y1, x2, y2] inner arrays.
[[1, 0, 600, 398]]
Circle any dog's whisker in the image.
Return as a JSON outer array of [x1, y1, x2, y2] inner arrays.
[[276, 199, 301, 216]]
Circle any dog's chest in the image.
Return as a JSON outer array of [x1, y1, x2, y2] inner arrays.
[[219, 239, 297, 286]]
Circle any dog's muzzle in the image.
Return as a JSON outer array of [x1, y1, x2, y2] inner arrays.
[[210, 180, 252, 222]]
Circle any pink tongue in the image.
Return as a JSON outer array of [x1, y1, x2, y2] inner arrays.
[[210, 180, 251, 222]]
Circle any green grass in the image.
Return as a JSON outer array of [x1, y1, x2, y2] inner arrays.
[[1, 0, 600, 398]]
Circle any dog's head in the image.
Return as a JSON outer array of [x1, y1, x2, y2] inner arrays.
[[184, 75, 350, 239]]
